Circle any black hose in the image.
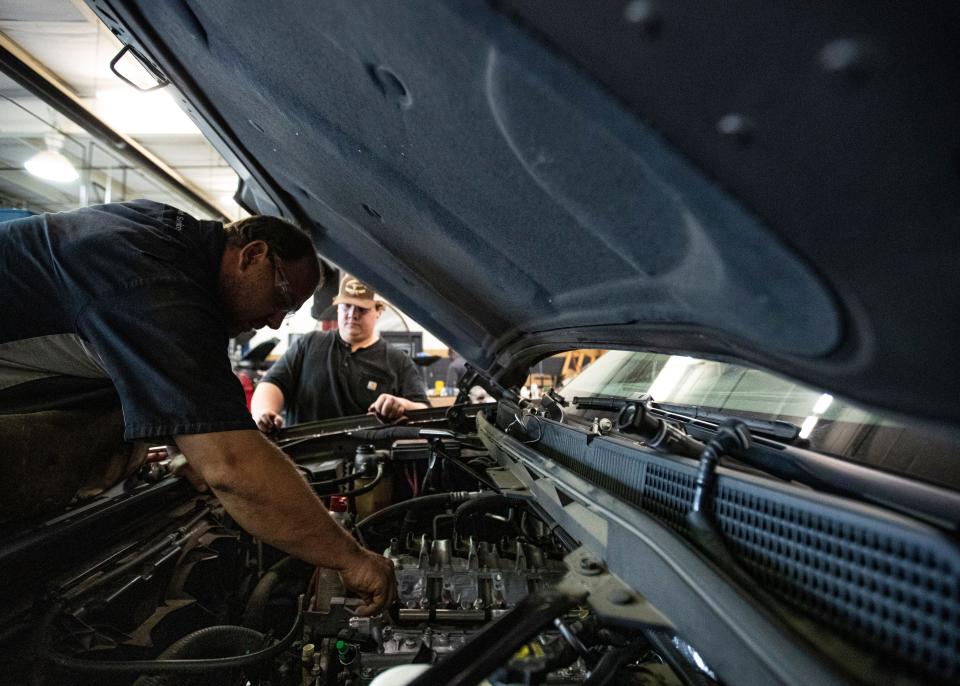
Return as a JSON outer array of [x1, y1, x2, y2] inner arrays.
[[354, 492, 478, 532], [36, 596, 303, 675], [453, 492, 531, 531], [240, 556, 300, 630], [432, 445, 501, 492], [317, 463, 384, 498], [309, 470, 359, 488], [348, 426, 424, 441], [131, 625, 266, 686]]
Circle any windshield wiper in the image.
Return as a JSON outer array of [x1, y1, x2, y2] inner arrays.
[[567, 394, 960, 530], [570, 395, 800, 443], [651, 402, 800, 443]]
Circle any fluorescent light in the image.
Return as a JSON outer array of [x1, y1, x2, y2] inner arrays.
[[812, 393, 834, 416], [93, 88, 199, 135], [24, 132, 78, 183]]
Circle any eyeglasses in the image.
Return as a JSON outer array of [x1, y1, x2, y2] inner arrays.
[[269, 253, 299, 317]]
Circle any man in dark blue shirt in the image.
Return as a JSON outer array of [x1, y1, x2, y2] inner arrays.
[[0, 200, 394, 616]]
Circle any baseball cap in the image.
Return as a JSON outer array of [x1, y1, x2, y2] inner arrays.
[[332, 274, 377, 308]]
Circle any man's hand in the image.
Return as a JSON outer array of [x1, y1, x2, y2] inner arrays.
[[368, 393, 410, 422], [255, 410, 285, 433], [338, 549, 396, 616]]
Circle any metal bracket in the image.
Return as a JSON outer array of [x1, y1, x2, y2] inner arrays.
[[555, 548, 673, 631]]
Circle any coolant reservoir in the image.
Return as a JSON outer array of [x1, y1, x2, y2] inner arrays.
[[354, 444, 391, 520]]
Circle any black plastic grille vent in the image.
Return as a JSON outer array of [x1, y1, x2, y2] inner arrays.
[[641, 464, 694, 534], [491, 405, 960, 680], [714, 485, 960, 681]]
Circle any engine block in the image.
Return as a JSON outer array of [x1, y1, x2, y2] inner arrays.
[[386, 534, 567, 622]]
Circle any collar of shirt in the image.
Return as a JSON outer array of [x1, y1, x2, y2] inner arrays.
[[335, 334, 381, 355]]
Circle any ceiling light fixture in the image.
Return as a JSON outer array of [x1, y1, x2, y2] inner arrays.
[[24, 132, 79, 183]]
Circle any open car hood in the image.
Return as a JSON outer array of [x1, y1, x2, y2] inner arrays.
[[91, 1, 960, 428]]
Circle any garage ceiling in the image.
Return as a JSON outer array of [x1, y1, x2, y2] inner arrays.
[[0, 0, 242, 219]]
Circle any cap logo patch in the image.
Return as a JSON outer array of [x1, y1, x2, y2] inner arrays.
[[344, 279, 366, 296], [366, 380, 378, 391]]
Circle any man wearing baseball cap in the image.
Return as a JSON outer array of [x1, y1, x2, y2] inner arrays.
[[251, 275, 429, 431]]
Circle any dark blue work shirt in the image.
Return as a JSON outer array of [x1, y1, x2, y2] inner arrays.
[[0, 200, 255, 440]]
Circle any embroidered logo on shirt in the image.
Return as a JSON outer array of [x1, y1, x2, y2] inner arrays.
[[366, 380, 378, 391]]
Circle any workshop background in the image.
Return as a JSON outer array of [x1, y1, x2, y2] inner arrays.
[[0, 0, 564, 402]]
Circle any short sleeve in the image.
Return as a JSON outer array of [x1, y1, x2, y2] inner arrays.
[[261, 333, 309, 402], [76, 279, 255, 441]]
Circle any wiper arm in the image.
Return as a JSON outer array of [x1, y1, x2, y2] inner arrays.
[[571, 395, 800, 443], [651, 402, 800, 443], [571, 396, 960, 530], [570, 394, 627, 412]]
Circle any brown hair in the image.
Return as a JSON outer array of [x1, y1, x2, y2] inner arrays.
[[223, 215, 316, 262]]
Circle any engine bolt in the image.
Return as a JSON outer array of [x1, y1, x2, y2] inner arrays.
[[579, 557, 604, 575], [608, 589, 635, 605]]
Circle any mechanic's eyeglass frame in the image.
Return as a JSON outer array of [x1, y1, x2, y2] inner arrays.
[[268, 253, 299, 319]]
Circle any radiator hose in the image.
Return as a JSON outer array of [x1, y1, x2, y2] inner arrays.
[[453, 492, 532, 531], [131, 625, 267, 686], [240, 556, 304, 631]]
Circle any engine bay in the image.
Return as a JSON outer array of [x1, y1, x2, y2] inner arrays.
[[0, 405, 711, 686], [2, 398, 958, 686]]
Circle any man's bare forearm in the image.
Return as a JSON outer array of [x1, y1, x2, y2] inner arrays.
[[250, 381, 285, 417], [176, 430, 362, 569]]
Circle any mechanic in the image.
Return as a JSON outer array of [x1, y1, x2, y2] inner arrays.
[[445, 349, 469, 391], [251, 275, 429, 432], [0, 200, 394, 616]]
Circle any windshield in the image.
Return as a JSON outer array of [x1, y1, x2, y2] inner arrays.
[[558, 351, 960, 491]]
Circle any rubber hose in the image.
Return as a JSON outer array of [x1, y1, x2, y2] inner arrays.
[[453, 492, 530, 530], [309, 470, 359, 488], [348, 427, 424, 441], [355, 492, 475, 531], [317, 463, 385, 497], [240, 556, 300, 630], [132, 625, 266, 686]]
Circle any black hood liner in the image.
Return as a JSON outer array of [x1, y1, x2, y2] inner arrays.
[[96, 1, 960, 429]]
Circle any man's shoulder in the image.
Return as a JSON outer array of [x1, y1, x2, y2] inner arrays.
[[76, 199, 188, 226], [292, 329, 338, 353]]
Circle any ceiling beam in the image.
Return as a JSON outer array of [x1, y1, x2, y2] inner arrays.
[[0, 32, 227, 219]]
